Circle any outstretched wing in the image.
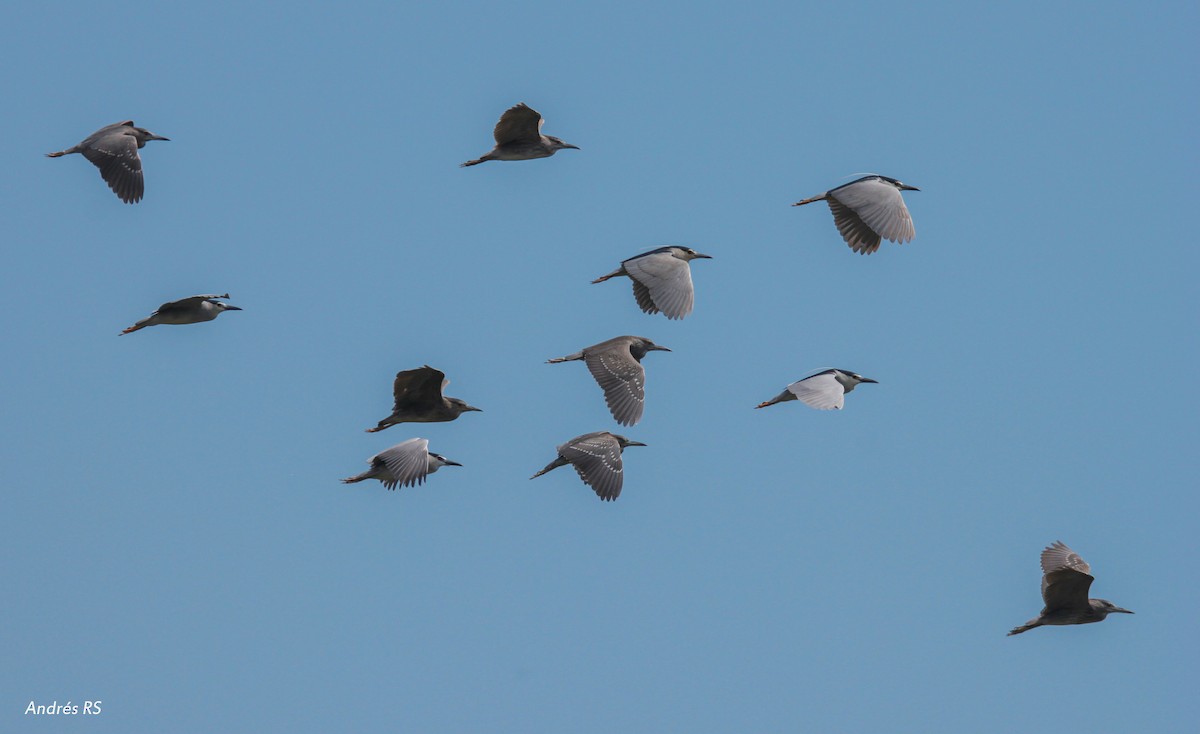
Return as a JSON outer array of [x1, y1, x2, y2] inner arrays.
[[377, 438, 431, 490], [1039, 541, 1094, 612], [787, 371, 846, 410], [493, 103, 543, 145], [392, 366, 445, 412], [82, 130, 145, 203], [623, 251, 695, 320], [560, 433, 626, 500], [827, 177, 914, 253], [585, 347, 646, 426]]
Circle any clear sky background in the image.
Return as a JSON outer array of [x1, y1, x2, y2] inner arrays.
[[3, 1, 1197, 732]]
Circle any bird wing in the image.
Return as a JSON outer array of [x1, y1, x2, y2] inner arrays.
[[493, 103, 544, 145], [560, 433, 625, 500], [786, 371, 846, 410], [585, 347, 647, 426], [828, 178, 915, 248], [377, 438, 431, 489], [152, 294, 225, 316], [392, 366, 445, 412], [1039, 541, 1095, 612], [826, 199, 884, 254], [81, 131, 145, 203], [622, 252, 695, 320]]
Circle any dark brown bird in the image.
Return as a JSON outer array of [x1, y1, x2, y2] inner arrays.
[[1008, 541, 1133, 636], [461, 103, 579, 167], [366, 366, 481, 433], [46, 121, 170, 203]]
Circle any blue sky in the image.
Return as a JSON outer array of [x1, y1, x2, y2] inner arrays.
[[3, 1, 1197, 731]]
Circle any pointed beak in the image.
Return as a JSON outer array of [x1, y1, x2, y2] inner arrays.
[[626, 441, 647, 447], [224, 305, 243, 311], [465, 405, 482, 412], [564, 143, 580, 150], [443, 459, 463, 467], [652, 345, 672, 352], [695, 253, 713, 259], [1113, 607, 1134, 614], [150, 134, 171, 141], [860, 377, 878, 384], [901, 184, 919, 191]]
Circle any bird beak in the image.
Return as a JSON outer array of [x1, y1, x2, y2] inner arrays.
[[695, 253, 713, 259], [224, 305, 243, 311], [626, 441, 647, 447], [150, 134, 171, 141], [465, 405, 482, 412], [860, 377, 878, 384], [901, 184, 920, 191], [652, 345, 672, 352], [443, 459, 463, 467], [564, 143, 580, 150], [1113, 607, 1134, 614]]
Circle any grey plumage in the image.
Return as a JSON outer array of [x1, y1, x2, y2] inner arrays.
[[547, 336, 670, 426], [755, 369, 877, 411], [530, 431, 646, 501], [120, 294, 241, 335], [46, 121, 170, 204], [592, 246, 712, 320], [1008, 541, 1133, 636], [342, 438, 462, 491], [793, 175, 918, 254], [461, 103, 579, 167], [367, 366, 481, 433]]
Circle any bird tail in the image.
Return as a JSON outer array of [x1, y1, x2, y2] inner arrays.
[[530, 457, 568, 480], [792, 195, 825, 207], [1006, 619, 1042, 636]]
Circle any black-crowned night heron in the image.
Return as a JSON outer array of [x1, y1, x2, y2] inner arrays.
[[461, 103, 579, 167], [342, 438, 462, 491], [1008, 541, 1133, 636], [592, 246, 712, 320], [120, 294, 241, 335], [793, 175, 918, 254], [755, 369, 877, 411], [547, 336, 670, 426], [46, 121, 169, 204], [367, 365, 481, 433], [530, 431, 645, 501]]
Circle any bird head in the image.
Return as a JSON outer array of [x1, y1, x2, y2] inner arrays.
[[449, 398, 482, 414], [835, 370, 877, 385], [216, 302, 243, 312], [430, 453, 463, 468], [877, 175, 918, 191], [1094, 599, 1134, 616], [135, 127, 170, 143], [546, 136, 580, 151], [675, 247, 713, 261], [629, 337, 671, 361]]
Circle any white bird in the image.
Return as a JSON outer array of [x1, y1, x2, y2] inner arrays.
[[592, 246, 712, 320], [793, 175, 919, 254], [755, 369, 877, 411], [341, 438, 462, 491], [120, 294, 241, 335]]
